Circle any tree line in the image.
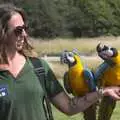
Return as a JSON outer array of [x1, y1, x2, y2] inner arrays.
[[1, 0, 120, 38]]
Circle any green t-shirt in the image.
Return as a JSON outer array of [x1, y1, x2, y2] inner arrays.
[[0, 57, 63, 120]]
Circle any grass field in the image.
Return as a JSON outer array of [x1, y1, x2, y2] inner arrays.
[[32, 36, 120, 120], [30, 36, 120, 56]]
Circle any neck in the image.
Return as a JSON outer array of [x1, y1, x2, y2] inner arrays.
[[8, 52, 25, 65], [0, 52, 26, 77]]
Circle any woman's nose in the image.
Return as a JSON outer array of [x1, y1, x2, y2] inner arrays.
[[22, 29, 28, 37]]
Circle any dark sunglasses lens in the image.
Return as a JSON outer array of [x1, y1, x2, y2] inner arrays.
[[14, 25, 28, 36], [14, 26, 23, 36], [23, 25, 28, 31]]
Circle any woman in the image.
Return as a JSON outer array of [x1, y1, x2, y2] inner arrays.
[[0, 3, 120, 120]]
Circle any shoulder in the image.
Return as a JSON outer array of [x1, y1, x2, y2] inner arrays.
[[28, 57, 51, 72]]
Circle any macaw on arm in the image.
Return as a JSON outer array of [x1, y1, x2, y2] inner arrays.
[[60, 49, 99, 120], [96, 43, 120, 86], [95, 43, 119, 120], [60, 49, 96, 96], [60, 45, 119, 120]]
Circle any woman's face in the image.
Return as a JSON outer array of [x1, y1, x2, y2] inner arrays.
[[7, 13, 28, 52]]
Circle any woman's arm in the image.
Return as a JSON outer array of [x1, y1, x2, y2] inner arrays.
[[51, 86, 120, 115]]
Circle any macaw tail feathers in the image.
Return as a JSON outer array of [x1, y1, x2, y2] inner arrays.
[[98, 96, 116, 120], [84, 69, 96, 91]]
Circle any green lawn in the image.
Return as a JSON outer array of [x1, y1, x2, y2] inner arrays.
[[52, 102, 120, 120]]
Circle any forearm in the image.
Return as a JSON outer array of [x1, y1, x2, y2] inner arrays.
[[52, 89, 103, 115], [52, 86, 120, 116], [68, 91, 101, 115]]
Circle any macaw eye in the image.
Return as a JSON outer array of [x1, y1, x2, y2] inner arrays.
[[103, 45, 109, 51], [67, 52, 73, 56]]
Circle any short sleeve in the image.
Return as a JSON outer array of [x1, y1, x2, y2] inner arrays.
[[41, 59, 64, 98]]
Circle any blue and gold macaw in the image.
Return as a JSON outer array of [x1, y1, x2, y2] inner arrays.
[[96, 43, 119, 120], [60, 49, 97, 96], [60, 49, 97, 120], [60, 45, 119, 120]]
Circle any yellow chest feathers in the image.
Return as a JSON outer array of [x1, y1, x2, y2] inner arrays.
[[68, 55, 89, 96], [102, 53, 120, 86]]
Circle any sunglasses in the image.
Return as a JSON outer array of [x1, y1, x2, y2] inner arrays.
[[14, 25, 28, 36]]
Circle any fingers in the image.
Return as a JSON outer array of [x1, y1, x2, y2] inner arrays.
[[104, 87, 120, 100], [110, 93, 120, 100], [115, 88, 120, 97]]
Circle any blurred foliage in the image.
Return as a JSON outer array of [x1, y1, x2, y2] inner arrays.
[[1, 0, 120, 38]]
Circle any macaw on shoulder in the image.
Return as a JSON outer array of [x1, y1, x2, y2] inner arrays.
[[60, 49, 96, 96]]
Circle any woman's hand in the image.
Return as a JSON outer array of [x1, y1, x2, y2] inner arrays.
[[103, 86, 120, 100]]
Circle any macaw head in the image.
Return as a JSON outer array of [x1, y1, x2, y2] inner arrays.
[[60, 50, 76, 67], [60, 49, 81, 67], [96, 43, 118, 60]]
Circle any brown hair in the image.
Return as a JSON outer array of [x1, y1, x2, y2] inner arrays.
[[0, 3, 36, 64]]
